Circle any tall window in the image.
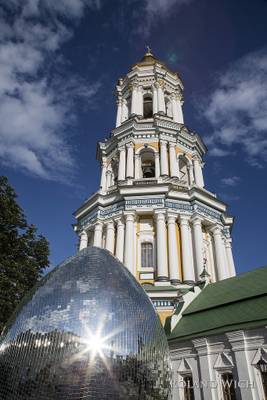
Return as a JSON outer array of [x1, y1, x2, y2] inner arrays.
[[140, 149, 155, 178], [143, 95, 153, 118], [141, 242, 153, 268], [221, 373, 236, 400], [183, 375, 195, 400]]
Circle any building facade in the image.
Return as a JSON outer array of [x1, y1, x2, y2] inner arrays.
[[167, 266, 267, 400], [73, 49, 236, 323]]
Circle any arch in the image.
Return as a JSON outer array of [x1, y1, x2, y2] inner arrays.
[[143, 94, 153, 118], [140, 148, 155, 178]]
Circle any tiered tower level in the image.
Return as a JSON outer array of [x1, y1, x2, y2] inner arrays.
[[74, 49, 236, 324]]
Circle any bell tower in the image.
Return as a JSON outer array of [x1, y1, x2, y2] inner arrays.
[[74, 49, 236, 324]]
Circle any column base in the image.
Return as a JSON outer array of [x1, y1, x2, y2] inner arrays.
[[183, 280, 195, 285], [170, 279, 181, 286], [156, 276, 169, 282]]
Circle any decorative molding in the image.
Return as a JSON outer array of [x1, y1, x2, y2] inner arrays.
[[78, 197, 225, 230]]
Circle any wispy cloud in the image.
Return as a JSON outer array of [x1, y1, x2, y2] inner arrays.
[[138, 0, 192, 37], [221, 176, 241, 187], [0, 0, 102, 182], [202, 48, 267, 167]]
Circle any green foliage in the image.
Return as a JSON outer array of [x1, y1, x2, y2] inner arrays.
[[0, 176, 49, 333]]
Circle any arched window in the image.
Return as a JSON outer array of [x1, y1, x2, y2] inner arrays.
[[140, 149, 155, 178], [143, 95, 153, 118], [141, 242, 153, 268], [179, 156, 190, 185]]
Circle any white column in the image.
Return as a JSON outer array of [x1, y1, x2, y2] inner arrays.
[[155, 212, 169, 281], [79, 230, 88, 251], [225, 238, 236, 277], [180, 215, 195, 283], [160, 140, 169, 176], [124, 213, 135, 274], [167, 214, 181, 283], [115, 218, 125, 262], [137, 86, 143, 117], [177, 154, 181, 179], [152, 84, 158, 114], [116, 98, 122, 127], [192, 217, 204, 280], [100, 159, 107, 191], [211, 226, 229, 280], [157, 81, 166, 114], [155, 152, 160, 178], [169, 142, 178, 177], [176, 94, 184, 124], [130, 83, 139, 115], [189, 163, 194, 185], [93, 222, 103, 248], [121, 99, 128, 122], [126, 142, 134, 178], [134, 153, 140, 179], [105, 221, 115, 254], [106, 170, 112, 188], [193, 156, 204, 188], [118, 146, 126, 181], [171, 93, 179, 122]]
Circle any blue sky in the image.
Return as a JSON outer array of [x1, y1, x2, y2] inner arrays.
[[0, 0, 266, 273]]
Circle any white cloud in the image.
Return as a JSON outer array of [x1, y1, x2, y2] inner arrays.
[[221, 176, 240, 187], [0, 0, 101, 181], [203, 48, 267, 167]]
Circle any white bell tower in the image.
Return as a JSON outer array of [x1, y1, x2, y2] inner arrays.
[[74, 48, 236, 324]]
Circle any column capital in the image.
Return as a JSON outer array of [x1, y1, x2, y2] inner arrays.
[[191, 215, 202, 225], [157, 78, 165, 88], [210, 225, 223, 235], [106, 220, 115, 228], [118, 145, 126, 152], [169, 142, 176, 148], [179, 214, 191, 224], [126, 141, 134, 149], [129, 81, 139, 91], [95, 220, 104, 229], [154, 210, 166, 219], [124, 211, 135, 222], [80, 230, 88, 238], [114, 216, 124, 226], [160, 139, 167, 146], [167, 212, 177, 224], [170, 92, 176, 101]]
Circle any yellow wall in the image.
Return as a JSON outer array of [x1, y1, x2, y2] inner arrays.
[[157, 310, 173, 326], [176, 146, 192, 159]]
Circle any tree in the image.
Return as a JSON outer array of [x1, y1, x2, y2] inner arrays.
[[0, 176, 49, 333]]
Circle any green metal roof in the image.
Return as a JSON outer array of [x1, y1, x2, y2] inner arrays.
[[168, 266, 267, 342]]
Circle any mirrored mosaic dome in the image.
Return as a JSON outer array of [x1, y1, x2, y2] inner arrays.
[[0, 247, 171, 399]]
